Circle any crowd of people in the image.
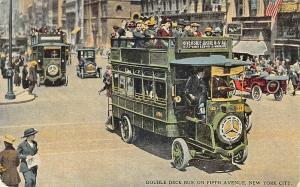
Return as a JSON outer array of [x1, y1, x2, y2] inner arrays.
[[111, 17, 223, 48], [30, 26, 65, 36], [0, 54, 38, 95], [240, 55, 300, 95]]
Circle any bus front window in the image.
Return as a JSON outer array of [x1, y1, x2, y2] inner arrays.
[[44, 49, 61, 58]]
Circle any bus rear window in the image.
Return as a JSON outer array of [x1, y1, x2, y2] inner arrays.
[[44, 49, 61, 58]]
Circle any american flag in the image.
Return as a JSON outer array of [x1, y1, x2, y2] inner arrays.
[[265, 0, 283, 18]]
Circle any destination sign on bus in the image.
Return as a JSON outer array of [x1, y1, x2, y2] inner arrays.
[[40, 36, 62, 41], [182, 40, 228, 49]]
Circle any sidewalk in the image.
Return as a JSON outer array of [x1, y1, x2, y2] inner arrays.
[[0, 77, 36, 105]]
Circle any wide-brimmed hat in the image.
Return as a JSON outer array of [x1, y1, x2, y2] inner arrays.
[[177, 19, 185, 26], [190, 22, 200, 27], [22, 128, 38, 138], [1, 134, 16, 144], [205, 27, 213, 32]]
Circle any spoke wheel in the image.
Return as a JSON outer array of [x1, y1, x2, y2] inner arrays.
[[274, 88, 283, 101], [245, 114, 252, 133], [233, 148, 248, 164], [251, 85, 262, 101], [120, 115, 137, 143], [172, 138, 190, 171]]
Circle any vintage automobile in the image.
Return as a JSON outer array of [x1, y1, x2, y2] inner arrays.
[[231, 73, 288, 101], [30, 32, 69, 86], [76, 48, 101, 79], [108, 37, 253, 170]]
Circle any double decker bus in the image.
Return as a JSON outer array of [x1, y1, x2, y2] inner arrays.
[[108, 37, 252, 170], [30, 32, 69, 86]]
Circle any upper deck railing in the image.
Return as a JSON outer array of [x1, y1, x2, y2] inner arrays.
[[110, 37, 232, 67], [31, 32, 67, 46]]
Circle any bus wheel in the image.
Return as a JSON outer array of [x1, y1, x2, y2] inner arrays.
[[120, 115, 137, 143], [172, 138, 190, 171], [233, 147, 248, 164]]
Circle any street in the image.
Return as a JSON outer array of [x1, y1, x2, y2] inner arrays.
[[0, 56, 299, 187]]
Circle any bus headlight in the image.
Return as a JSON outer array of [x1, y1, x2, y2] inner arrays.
[[217, 115, 243, 145], [47, 64, 59, 76]]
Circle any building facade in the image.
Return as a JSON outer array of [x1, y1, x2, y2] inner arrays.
[[84, 0, 141, 48], [274, 0, 300, 63], [141, 0, 227, 32]]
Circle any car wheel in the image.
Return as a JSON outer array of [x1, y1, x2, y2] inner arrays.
[[274, 88, 283, 101], [251, 85, 262, 101], [80, 69, 84, 79], [120, 115, 137, 143], [233, 147, 248, 164], [245, 114, 252, 133], [172, 138, 191, 171]]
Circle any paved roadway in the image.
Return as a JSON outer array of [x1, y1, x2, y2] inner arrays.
[[0, 56, 299, 187]]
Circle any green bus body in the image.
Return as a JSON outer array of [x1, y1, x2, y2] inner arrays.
[[30, 33, 69, 85], [110, 37, 251, 166]]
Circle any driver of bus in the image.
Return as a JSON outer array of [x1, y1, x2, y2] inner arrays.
[[184, 67, 208, 121]]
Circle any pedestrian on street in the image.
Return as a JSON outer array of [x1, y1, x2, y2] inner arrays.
[[27, 62, 37, 95], [17, 128, 39, 187], [0, 134, 21, 187], [289, 65, 299, 96], [99, 64, 112, 97]]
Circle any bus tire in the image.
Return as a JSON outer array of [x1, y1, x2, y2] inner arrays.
[[120, 115, 137, 143], [171, 138, 190, 171]]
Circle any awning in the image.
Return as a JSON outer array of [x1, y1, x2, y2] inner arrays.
[[232, 41, 270, 56], [71, 26, 81, 35]]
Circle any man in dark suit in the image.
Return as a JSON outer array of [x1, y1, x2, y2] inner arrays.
[[133, 22, 145, 48], [17, 128, 39, 187], [184, 68, 209, 121]]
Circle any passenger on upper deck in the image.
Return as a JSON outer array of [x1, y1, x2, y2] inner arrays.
[[157, 18, 173, 37], [182, 20, 191, 37], [172, 19, 185, 38], [126, 21, 135, 38], [133, 22, 146, 48], [144, 18, 156, 38], [203, 27, 214, 37], [189, 22, 202, 37]]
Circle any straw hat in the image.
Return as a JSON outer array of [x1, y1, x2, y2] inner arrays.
[[148, 17, 156, 26], [1, 134, 16, 144], [190, 22, 200, 27], [205, 27, 213, 32]]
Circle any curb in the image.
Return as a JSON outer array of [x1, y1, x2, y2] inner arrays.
[[0, 94, 36, 105]]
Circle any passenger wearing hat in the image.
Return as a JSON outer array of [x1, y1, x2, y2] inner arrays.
[[184, 68, 209, 121], [173, 19, 185, 38], [133, 22, 146, 48], [203, 26, 213, 37], [182, 20, 191, 37], [144, 17, 156, 38], [0, 134, 21, 187], [189, 22, 202, 37], [17, 128, 39, 187]]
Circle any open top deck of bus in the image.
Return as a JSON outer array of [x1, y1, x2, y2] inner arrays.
[[110, 37, 233, 68]]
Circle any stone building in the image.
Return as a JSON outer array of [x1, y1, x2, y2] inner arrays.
[[274, 1, 300, 63], [84, 0, 141, 48], [141, 0, 227, 32], [226, 0, 272, 59]]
